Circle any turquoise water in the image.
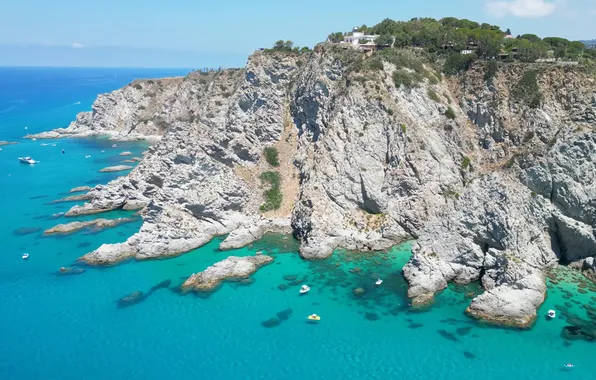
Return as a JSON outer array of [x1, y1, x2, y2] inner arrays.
[[1, 68, 596, 379]]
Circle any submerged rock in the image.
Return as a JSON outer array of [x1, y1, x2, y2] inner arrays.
[[57, 266, 86, 276], [117, 291, 146, 308], [12, 227, 41, 236], [181, 255, 273, 292], [119, 151, 133, 156], [0, 141, 17, 146], [99, 165, 133, 173], [261, 317, 281, 328]]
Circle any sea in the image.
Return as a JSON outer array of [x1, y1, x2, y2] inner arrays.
[[0, 66, 595, 380]]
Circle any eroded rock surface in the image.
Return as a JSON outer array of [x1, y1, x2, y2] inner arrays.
[[38, 47, 596, 328]]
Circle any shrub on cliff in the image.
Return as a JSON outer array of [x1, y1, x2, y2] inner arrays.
[[264, 147, 280, 167], [512, 69, 542, 109], [445, 107, 456, 119], [260, 171, 282, 212], [444, 52, 477, 75]]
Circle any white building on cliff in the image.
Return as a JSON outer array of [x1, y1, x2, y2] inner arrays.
[[342, 27, 379, 47]]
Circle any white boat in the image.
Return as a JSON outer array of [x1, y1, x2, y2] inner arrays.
[[101, 150, 105, 153], [18, 157, 37, 164], [85, 155, 91, 159], [548, 310, 556, 319], [40, 143, 49, 146], [32, 138, 36, 141], [51, 144, 56, 147], [24, 126, 28, 130], [564, 363, 574, 369], [299, 285, 310, 294], [112, 144, 117, 148], [376, 279, 383, 286], [22, 253, 29, 260]]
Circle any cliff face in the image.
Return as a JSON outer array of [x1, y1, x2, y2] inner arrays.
[[47, 47, 596, 328]]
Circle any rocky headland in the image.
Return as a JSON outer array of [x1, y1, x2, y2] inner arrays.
[[38, 43, 596, 328], [0, 141, 18, 146], [181, 255, 273, 292]]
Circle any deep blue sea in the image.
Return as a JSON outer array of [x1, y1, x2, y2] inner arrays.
[[1, 67, 595, 379]]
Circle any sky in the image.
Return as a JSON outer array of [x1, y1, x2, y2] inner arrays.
[[0, 0, 595, 68]]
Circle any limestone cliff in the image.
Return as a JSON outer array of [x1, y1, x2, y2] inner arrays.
[[44, 46, 596, 328]]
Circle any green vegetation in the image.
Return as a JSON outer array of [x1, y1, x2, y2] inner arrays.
[[326, 17, 595, 77], [264, 147, 280, 167], [400, 124, 407, 134], [445, 107, 456, 119], [444, 52, 477, 75], [484, 60, 499, 84], [427, 89, 440, 102], [259, 171, 282, 212], [393, 70, 419, 87], [296, 59, 304, 67], [512, 69, 542, 108], [267, 40, 311, 54], [461, 156, 471, 169]]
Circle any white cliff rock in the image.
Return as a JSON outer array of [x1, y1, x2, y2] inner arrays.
[[99, 165, 133, 173], [181, 255, 273, 292], [466, 271, 547, 329], [34, 48, 596, 328]]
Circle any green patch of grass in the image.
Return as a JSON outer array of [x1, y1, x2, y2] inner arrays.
[[393, 70, 421, 88], [296, 59, 304, 67], [260, 171, 282, 212], [263, 147, 280, 167], [400, 124, 407, 134], [445, 107, 456, 119], [427, 89, 440, 102], [461, 156, 471, 169]]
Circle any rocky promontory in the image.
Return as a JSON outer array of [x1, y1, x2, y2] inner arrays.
[[0, 141, 17, 146], [99, 165, 133, 173], [181, 255, 273, 292], [44, 217, 136, 235], [39, 44, 596, 329], [69, 186, 93, 193]]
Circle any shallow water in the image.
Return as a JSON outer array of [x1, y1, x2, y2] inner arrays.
[[1, 68, 596, 379]]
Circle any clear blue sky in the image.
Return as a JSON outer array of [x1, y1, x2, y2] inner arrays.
[[0, 0, 594, 68]]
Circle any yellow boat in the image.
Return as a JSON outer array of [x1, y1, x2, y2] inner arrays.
[[307, 314, 321, 321]]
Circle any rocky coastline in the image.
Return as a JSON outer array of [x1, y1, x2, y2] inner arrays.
[[39, 46, 596, 328]]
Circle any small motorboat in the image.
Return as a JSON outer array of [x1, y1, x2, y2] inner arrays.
[[18, 157, 37, 164], [40, 143, 49, 147], [112, 144, 117, 148], [564, 363, 574, 369], [24, 126, 28, 130], [548, 310, 556, 319], [32, 138, 36, 141], [101, 150, 105, 153], [51, 144, 56, 147], [300, 285, 310, 294], [22, 253, 29, 260], [307, 314, 321, 321], [376, 279, 383, 286], [85, 155, 91, 159]]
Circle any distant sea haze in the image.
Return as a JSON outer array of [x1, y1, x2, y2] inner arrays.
[[0, 44, 248, 69]]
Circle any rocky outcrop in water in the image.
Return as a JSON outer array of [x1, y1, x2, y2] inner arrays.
[[46, 46, 596, 328], [44, 218, 135, 235], [99, 165, 133, 173], [69, 186, 93, 193], [0, 141, 17, 146], [181, 254, 273, 292]]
